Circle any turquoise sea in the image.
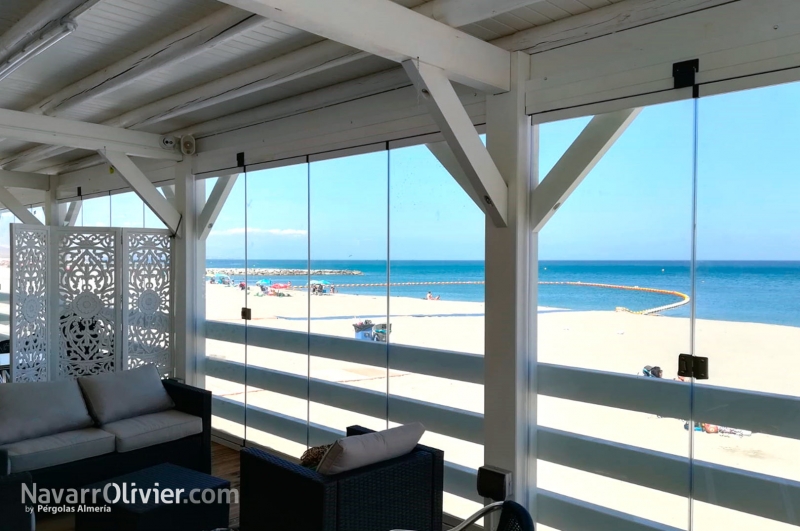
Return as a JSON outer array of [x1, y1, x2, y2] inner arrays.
[[205, 260, 800, 327]]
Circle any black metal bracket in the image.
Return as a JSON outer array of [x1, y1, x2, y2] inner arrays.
[[241, 307, 251, 321], [673, 59, 700, 96], [236, 152, 245, 168], [678, 353, 709, 380]]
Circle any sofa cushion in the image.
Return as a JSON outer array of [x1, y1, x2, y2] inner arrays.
[[0, 428, 115, 473], [78, 365, 174, 425], [0, 379, 93, 446], [317, 423, 425, 475], [102, 410, 202, 453]]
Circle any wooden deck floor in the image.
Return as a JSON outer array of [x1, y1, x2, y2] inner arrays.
[[37, 443, 241, 531]]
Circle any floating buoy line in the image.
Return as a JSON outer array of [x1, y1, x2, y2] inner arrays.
[[282, 280, 690, 315]]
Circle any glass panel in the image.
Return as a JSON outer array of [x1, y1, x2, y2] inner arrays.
[[144, 187, 169, 229], [111, 192, 144, 228], [536, 101, 695, 529], [388, 143, 485, 519], [78, 195, 111, 227], [245, 163, 309, 456], [309, 151, 389, 442], [692, 83, 800, 530], [204, 176, 247, 441]]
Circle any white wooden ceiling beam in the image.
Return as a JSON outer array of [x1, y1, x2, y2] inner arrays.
[[64, 201, 82, 226], [531, 108, 641, 232], [415, 0, 547, 28], [0, 108, 181, 161], [425, 142, 487, 215], [0, 169, 50, 190], [493, 0, 735, 54], [218, 0, 511, 93], [404, 60, 507, 226], [0, 187, 41, 224], [98, 150, 182, 234], [198, 174, 239, 241]]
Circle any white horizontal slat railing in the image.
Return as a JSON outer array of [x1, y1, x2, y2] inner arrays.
[[203, 320, 800, 529]]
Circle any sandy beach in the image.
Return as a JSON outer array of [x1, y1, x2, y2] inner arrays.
[[203, 281, 800, 527]]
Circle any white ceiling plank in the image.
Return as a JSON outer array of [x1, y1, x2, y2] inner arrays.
[[531, 108, 640, 232], [0, 169, 50, 190], [403, 60, 508, 226], [218, 0, 511, 92], [30, 7, 264, 117], [198, 174, 239, 240], [98, 150, 182, 233], [425, 142, 487, 215], [0, 108, 182, 161], [0, 187, 42, 224]]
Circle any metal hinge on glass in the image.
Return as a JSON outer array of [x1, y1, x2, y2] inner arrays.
[[677, 354, 709, 380], [241, 307, 251, 321]]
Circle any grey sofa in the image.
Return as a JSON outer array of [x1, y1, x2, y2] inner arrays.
[[0, 365, 211, 530]]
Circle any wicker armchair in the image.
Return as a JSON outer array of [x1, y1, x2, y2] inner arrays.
[[239, 425, 443, 531]]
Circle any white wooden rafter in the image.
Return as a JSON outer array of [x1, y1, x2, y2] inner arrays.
[[218, 0, 511, 93], [0, 108, 181, 161], [0, 187, 41, 225], [98, 150, 182, 234], [198, 174, 239, 241], [0, 169, 50, 190], [531, 108, 641, 232], [63, 201, 82, 227], [403, 59, 508, 226]]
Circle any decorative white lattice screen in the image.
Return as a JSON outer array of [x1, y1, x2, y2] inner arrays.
[[10, 225, 173, 382]]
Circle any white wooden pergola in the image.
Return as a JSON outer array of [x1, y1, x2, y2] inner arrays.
[[0, 0, 798, 528]]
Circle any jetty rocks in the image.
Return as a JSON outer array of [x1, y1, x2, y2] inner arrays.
[[207, 268, 363, 276]]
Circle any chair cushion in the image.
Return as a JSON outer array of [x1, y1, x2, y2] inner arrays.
[[78, 364, 174, 425], [0, 379, 93, 446], [102, 410, 203, 453], [317, 423, 425, 475], [0, 428, 115, 473]]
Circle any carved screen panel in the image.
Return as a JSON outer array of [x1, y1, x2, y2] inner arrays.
[[57, 229, 120, 379], [10, 225, 49, 382], [123, 230, 173, 377]]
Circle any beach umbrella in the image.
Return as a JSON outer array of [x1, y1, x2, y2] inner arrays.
[[256, 279, 271, 287], [310, 279, 331, 285]]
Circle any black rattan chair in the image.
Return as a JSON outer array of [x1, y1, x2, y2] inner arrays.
[[449, 500, 533, 531], [239, 425, 444, 531]]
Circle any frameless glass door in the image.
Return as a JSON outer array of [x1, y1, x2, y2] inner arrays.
[[535, 101, 696, 530], [691, 82, 800, 530]]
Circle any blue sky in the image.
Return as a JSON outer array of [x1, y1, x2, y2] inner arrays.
[[3, 82, 794, 261]]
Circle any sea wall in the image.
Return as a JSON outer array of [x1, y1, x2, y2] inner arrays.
[[206, 268, 363, 276]]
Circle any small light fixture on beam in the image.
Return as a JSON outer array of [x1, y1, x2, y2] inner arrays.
[[0, 19, 77, 82]]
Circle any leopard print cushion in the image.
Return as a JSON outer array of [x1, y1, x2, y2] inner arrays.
[[300, 444, 332, 469]]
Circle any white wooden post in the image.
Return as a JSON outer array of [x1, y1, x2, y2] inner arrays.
[[45, 175, 60, 226], [484, 51, 536, 519], [172, 159, 202, 385]]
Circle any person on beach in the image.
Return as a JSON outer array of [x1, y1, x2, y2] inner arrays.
[[426, 291, 440, 300]]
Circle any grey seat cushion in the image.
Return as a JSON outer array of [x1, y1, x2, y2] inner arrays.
[[0, 428, 115, 473], [317, 422, 425, 475], [102, 410, 203, 453], [78, 364, 174, 425], [0, 379, 93, 446]]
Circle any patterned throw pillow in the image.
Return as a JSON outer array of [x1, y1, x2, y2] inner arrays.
[[300, 444, 332, 470]]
